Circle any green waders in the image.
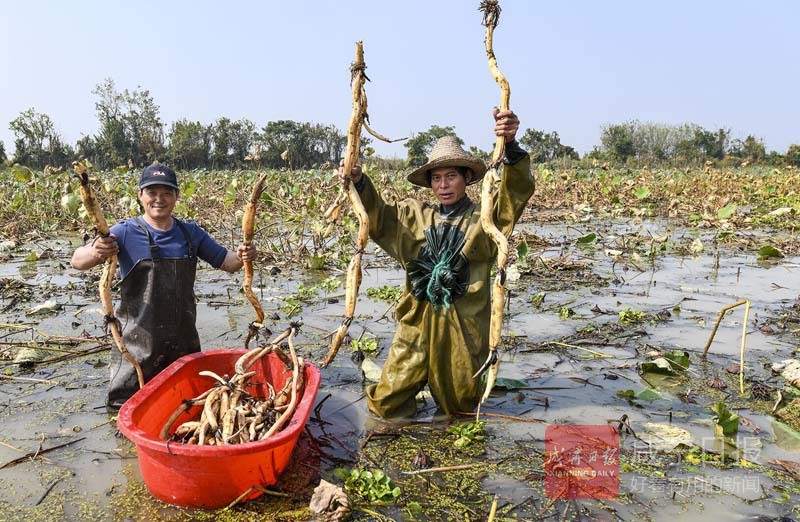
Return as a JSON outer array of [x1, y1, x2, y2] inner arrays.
[[360, 152, 534, 418]]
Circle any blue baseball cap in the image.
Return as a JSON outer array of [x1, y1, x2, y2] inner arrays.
[[139, 164, 179, 190]]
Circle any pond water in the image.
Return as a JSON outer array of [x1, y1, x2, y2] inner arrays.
[[0, 219, 798, 521]]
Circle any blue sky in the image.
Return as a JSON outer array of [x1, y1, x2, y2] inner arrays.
[[1, 1, 798, 159]]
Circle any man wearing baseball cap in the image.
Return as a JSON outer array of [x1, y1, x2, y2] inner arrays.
[[71, 163, 257, 408], [339, 109, 534, 418]]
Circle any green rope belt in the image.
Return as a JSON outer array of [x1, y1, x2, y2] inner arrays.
[[408, 223, 469, 310]]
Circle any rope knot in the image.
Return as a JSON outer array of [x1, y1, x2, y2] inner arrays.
[[408, 223, 470, 311]]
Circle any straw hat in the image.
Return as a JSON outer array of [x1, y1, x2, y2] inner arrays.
[[407, 136, 487, 188]]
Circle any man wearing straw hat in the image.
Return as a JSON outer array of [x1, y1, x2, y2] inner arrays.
[[340, 109, 534, 418]]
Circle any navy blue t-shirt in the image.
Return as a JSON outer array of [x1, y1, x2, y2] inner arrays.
[[110, 218, 228, 279]]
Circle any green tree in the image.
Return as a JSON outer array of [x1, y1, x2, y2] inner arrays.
[[519, 129, 548, 162], [125, 87, 165, 165], [468, 145, 490, 162], [229, 119, 256, 168], [728, 135, 766, 163], [674, 140, 698, 164], [210, 117, 233, 169], [75, 135, 98, 163], [0, 140, 6, 164], [765, 150, 784, 166], [741, 135, 766, 162], [93, 78, 130, 168], [519, 128, 578, 162], [629, 121, 674, 163], [404, 125, 460, 167], [9, 108, 72, 168], [714, 128, 731, 160], [669, 124, 727, 165], [167, 120, 211, 169], [92, 78, 164, 168], [254, 120, 349, 168], [255, 120, 305, 168], [209, 117, 256, 168], [310, 123, 350, 166], [600, 123, 635, 163], [786, 144, 800, 166], [584, 146, 608, 162], [691, 127, 729, 160]]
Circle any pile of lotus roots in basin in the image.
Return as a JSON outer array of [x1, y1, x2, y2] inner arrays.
[[159, 327, 305, 445]]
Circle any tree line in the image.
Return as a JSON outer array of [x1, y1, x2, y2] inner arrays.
[[593, 120, 800, 167], [4, 79, 359, 172], [3, 79, 799, 171]]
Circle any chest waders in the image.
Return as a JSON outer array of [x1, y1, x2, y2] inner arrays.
[[107, 218, 199, 408], [366, 204, 483, 419]]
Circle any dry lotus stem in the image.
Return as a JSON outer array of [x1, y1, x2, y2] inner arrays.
[[161, 327, 305, 444], [73, 160, 145, 389], [242, 172, 269, 349], [322, 41, 370, 368], [476, 0, 510, 405]]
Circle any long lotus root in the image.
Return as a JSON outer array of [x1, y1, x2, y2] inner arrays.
[[73, 160, 145, 389], [475, 0, 512, 413], [322, 42, 370, 368], [243, 172, 269, 348]]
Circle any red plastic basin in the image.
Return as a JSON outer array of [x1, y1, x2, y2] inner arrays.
[[117, 349, 320, 509]]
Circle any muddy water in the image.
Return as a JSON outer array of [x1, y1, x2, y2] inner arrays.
[[1, 221, 798, 521]]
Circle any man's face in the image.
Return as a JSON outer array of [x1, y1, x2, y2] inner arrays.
[[138, 185, 178, 221], [430, 167, 470, 206]]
